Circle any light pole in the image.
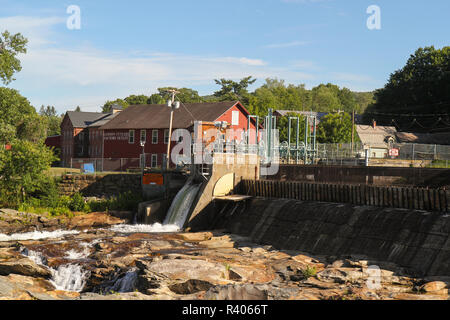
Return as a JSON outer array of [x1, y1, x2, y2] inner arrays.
[[140, 140, 146, 184], [165, 90, 180, 170]]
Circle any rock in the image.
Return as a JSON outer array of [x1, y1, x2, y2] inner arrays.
[[316, 268, 365, 284], [420, 281, 448, 295], [200, 237, 235, 249], [145, 259, 229, 284], [69, 212, 125, 229], [178, 232, 213, 242], [204, 284, 268, 300], [0, 258, 52, 278], [169, 279, 214, 295], [0, 274, 78, 300], [392, 293, 448, 300]]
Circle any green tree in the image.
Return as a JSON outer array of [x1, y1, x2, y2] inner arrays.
[[148, 93, 165, 104], [277, 113, 306, 143], [316, 113, 356, 143], [367, 46, 450, 127], [0, 139, 56, 206], [102, 99, 129, 113], [124, 94, 149, 105], [311, 85, 342, 112], [0, 87, 38, 143], [214, 76, 256, 105], [39, 105, 62, 136], [0, 31, 28, 85], [157, 87, 204, 103]]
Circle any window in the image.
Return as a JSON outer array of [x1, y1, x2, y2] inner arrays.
[[151, 154, 158, 168], [232, 111, 239, 126], [152, 130, 158, 144], [129, 130, 135, 144], [140, 130, 146, 143], [164, 129, 169, 144]]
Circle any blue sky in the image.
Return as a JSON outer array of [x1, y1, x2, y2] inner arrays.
[[1, 0, 449, 113]]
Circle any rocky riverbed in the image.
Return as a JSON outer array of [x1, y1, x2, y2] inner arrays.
[[0, 209, 448, 300]]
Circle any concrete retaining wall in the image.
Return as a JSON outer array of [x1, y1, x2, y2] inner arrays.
[[265, 165, 450, 187], [237, 180, 449, 213], [210, 197, 450, 277], [59, 174, 141, 197]]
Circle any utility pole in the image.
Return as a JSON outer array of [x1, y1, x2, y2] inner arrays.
[[166, 89, 180, 170], [351, 110, 355, 154]]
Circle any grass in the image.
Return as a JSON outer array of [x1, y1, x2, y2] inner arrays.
[[46, 167, 81, 177], [301, 266, 317, 280], [426, 160, 450, 168]]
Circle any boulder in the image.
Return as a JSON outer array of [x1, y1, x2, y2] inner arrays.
[[204, 284, 268, 300], [169, 279, 214, 295], [420, 281, 448, 295], [0, 258, 52, 278], [145, 259, 229, 284]]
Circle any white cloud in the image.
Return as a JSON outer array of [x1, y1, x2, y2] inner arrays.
[[264, 40, 308, 49], [0, 15, 65, 46]]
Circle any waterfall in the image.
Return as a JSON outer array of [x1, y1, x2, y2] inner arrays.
[[163, 181, 201, 229], [21, 241, 93, 293], [105, 268, 139, 293], [50, 264, 90, 292]]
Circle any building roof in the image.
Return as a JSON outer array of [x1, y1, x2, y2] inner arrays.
[[99, 101, 244, 130], [395, 132, 450, 146], [356, 125, 397, 148], [87, 112, 119, 128], [274, 110, 329, 122], [66, 111, 107, 128]]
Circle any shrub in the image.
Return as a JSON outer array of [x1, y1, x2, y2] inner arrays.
[[69, 192, 85, 212], [302, 266, 317, 279]]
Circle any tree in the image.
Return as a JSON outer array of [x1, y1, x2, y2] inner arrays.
[[157, 87, 204, 104], [124, 94, 149, 105], [39, 105, 62, 137], [214, 76, 256, 105], [75, 106, 81, 112], [311, 85, 342, 112], [0, 87, 38, 144], [316, 113, 356, 143], [277, 113, 306, 143], [0, 31, 28, 85], [148, 93, 165, 104], [0, 139, 56, 206], [367, 46, 450, 128], [102, 99, 129, 113]]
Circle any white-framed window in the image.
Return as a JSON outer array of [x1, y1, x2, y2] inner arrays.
[[232, 111, 239, 126], [129, 130, 135, 144], [140, 129, 146, 143], [164, 129, 169, 144], [151, 154, 158, 168], [152, 130, 158, 144]]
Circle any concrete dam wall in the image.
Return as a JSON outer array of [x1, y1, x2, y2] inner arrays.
[[208, 197, 450, 278]]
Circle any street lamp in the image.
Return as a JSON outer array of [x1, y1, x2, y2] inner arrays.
[[140, 140, 146, 170], [166, 90, 180, 170]]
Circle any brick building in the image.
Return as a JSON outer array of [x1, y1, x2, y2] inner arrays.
[[99, 101, 259, 169]]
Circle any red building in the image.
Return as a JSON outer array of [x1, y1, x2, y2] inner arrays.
[[60, 107, 122, 168], [99, 101, 258, 169]]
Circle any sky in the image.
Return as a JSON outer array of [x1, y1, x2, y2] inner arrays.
[[0, 0, 449, 114]]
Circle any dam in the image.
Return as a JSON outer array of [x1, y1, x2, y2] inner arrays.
[[134, 152, 450, 281]]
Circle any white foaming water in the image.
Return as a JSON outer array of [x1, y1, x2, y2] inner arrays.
[[50, 264, 90, 292], [22, 247, 90, 292], [164, 182, 201, 229], [0, 230, 79, 242], [21, 248, 47, 265], [107, 268, 138, 293], [110, 223, 180, 233], [65, 241, 93, 260]]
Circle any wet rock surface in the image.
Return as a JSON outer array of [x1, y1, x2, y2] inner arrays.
[[0, 210, 448, 300]]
